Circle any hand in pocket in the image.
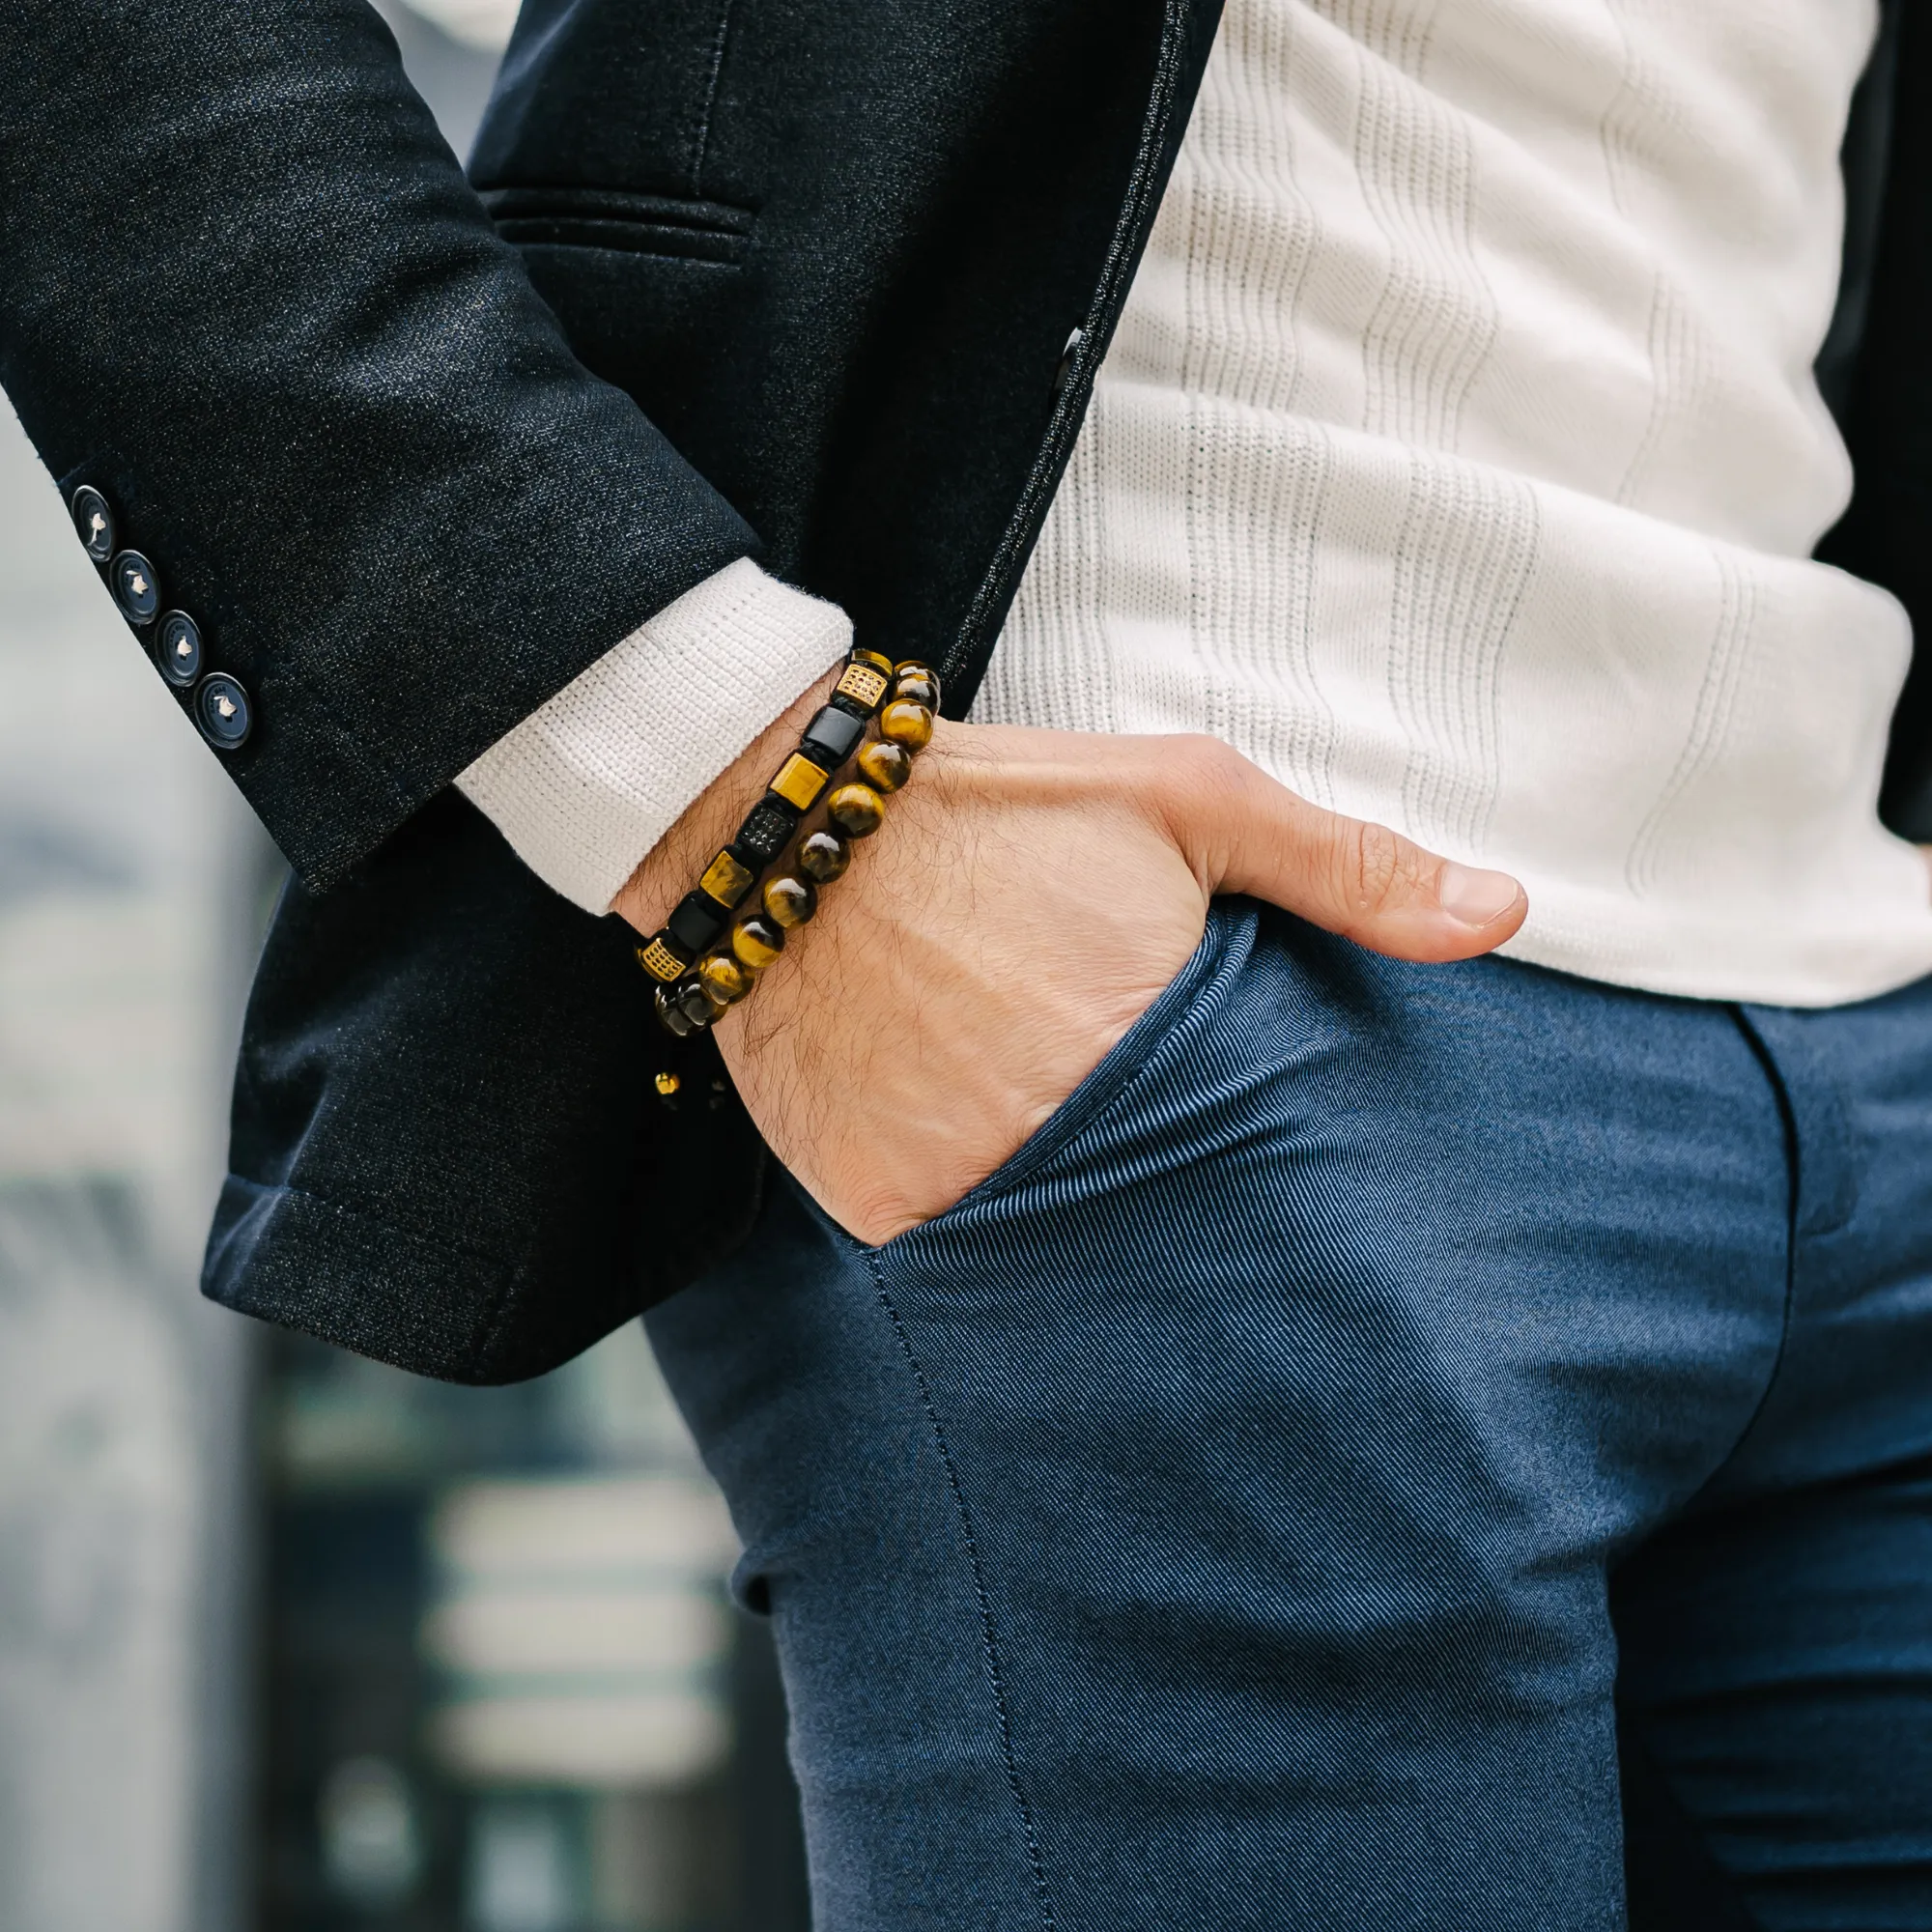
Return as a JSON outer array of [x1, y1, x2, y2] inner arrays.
[[623, 715, 1526, 1245]]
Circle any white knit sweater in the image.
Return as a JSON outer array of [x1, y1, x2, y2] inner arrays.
[[467, 0, 1932, 1008]]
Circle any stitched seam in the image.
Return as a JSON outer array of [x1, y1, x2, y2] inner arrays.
[[689, 0, 738, 195], [1678, 1007, 1802, 1505], [866, 1256, 1058, 1932]]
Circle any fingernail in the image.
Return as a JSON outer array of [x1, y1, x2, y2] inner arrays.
[[1438, 863, 1521, 929]]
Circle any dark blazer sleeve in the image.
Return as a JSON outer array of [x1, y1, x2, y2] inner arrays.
[[0, 0, 759, 889]]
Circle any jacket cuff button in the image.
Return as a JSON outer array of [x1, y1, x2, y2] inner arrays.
[[71, 485, 115, 562], [193, 672, 253, 751], [156, 611, 204, 688], [109, 549, 160, 625]]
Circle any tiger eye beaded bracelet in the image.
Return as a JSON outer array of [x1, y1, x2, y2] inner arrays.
[[641, 650, 942, 1037]]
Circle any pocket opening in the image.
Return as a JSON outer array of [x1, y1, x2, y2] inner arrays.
[[481, 185, 756, 264]]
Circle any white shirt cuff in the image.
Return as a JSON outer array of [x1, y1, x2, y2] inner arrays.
[[455, 558, 851, 913]]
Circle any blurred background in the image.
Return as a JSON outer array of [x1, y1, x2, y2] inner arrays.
[[0, 5, 810, 1928]]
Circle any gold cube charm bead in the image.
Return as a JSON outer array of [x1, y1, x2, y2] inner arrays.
[[637, 938, 688, 983], [699, 848, 755, 908], [770, 753, 831, 811], [834, 662, 890, 710]]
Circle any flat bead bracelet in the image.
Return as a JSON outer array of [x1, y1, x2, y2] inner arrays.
[[641, 652, 942, 1038]]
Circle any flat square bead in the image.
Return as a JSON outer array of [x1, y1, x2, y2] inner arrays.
[[834, 662, 890, 711], [699, 848, 755, 909], [733, 796, 801, 866], [770, 752, 831, 810], [637, 936, 693, 983], [667, 892, 727, 952], [799, 703, 866, 767]]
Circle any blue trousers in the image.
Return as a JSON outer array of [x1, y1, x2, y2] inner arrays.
[[647, 903, 1932, 1930]]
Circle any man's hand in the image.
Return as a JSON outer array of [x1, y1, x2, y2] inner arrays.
[[616, 686, 1526, 1246]]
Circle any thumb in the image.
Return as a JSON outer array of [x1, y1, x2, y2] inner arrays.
[[1174, 742, 1527, 964]]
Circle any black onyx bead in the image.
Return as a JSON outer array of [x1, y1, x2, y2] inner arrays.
[[857, 739, 911, 793], [155, 611, 203, 688], [110, 550, 160, 625], [763, 875, 817, 928], [827, 782, 886, 838], [71, 486, 115, 562], [731, 915, 786, 971], [733, 796, 801, 867], [796, 831, 851, 883], [892, 670, 940, 709], [800, 702, 867, 768], [667, 891, 727, 953]]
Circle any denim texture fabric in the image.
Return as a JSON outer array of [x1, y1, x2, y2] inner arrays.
[[647, 902, 1932, 1929]]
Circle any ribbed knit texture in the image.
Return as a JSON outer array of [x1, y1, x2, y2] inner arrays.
[[457, 558, 848, 912], [978, 0, 1932, 1006]]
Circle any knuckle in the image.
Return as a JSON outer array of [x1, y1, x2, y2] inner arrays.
[[1342, 820, 1409, 917]]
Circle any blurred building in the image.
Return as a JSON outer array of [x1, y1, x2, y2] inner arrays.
[[0, 7, 808, 1928]]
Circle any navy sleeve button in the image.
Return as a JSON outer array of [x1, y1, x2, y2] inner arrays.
[[193, 672, 253, 751], [71, 486, 115, 562], [110, 550, 160, 625], [155, 611, 204, 688]]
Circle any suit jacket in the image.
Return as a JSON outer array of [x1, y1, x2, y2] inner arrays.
[[0, 0, 1923, 1381]]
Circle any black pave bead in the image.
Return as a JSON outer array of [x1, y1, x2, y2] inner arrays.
[[799, 703, 866, 769], [666, 891, 727, 953], [732, 796, 802, 867]]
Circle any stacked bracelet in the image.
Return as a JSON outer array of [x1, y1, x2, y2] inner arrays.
[[639, 648, 942, 1038]]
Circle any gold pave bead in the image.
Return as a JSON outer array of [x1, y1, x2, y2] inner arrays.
[[770, 753, 831, 811], [835, 663, 890, 710], [797, 830, 851, 883], [698, 952, 755, 1005], [879, 700, 934, 753], [638, 938, 688, 983], [827, 782, 886, 838], [857, 739, 911, 793], [732, 915, 786, 971], [699, 848, 755, 908], [763, 875, 818, 928]]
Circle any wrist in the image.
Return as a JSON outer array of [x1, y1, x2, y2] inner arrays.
[[611, 664, 842, 936]]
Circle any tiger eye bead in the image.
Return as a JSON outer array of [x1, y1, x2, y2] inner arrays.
[[827, 782, 887, 838], [857, 738, 912, 793], [763, 874, 818, 928], [879, 699, 934, 753], [731, 914, 786, 970], [697, 952, 755, 1005], [797, 830, 852, 883], [891, 670, 939, 709], [678, 980, 725, 1027]]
